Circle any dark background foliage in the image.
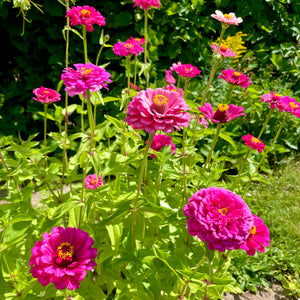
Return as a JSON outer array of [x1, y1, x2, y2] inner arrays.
[[0, 0, 299, 137]]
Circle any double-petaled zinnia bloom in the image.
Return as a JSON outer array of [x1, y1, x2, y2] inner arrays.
[[165, 84, 184, 97], [219, 69, 251, 88], [261, 92, 284, 110], [85, 174, 103, 190], [198, 103, 245, 123], [242, 134, 265, 153], [132, 0, 160, 9], [33, 87, 61, 104], [165, 70, 176, 84], [61, 63, 111, 98], [183, 187, 254, 252], [240, 214, 270, 256], [126, 88, 191, 134], [171, 62, 201, 78], [29, 227, 98, 290], [211, 10, 243, 26], [113, 39, 144, 57], [66, 6, 105, 32], [211, 44, 236, 57], [148, 134, 176, 158], [281, 96, 300, 118]]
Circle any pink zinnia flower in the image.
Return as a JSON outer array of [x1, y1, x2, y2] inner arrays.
[[33, 87, 61, 104], [198, 113, 209, 128], [132, 0, 160, 10], [219, 69, 251, 88], [147, 134, 176, 158], [85, 174, 103, 190], [242, 134, 265, 153], [165, 84, 184, 97], [261, 92, 284, 110], [240, 214, 270, 256], [29, 227, 98, 290], [211, 44, 236, 57], [171, 62, 201, 78], [281, 96, 300, 117], [211, 10, 243, 26], [61, 63, 111, 98], [130, 82, 141, 91], [165, 70, 176, 84], [113, 41, 144, 57], [183, 187, 254, 252], [66, 6, 105, 32], [126, 88, 191, 134], [198, 103, 246, 123], [126, 37, 145, 45]]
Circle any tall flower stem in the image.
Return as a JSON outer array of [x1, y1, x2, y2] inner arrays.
[[144, 9, 149, 88], [132, 133, 155, 251], [201, 123, 222, 176], [242, 113, 289, 197], [43, 103, 48, 146], [82, 26, 88, 63], [127, 55, 131, 91], [224, 84, 234, 103], [134, 56, 138, 87], [258, 109, 273, 139], [203, 249, 215, 300], [86, 90, 95, 151]]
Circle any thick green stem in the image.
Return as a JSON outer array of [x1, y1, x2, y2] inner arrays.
[[144, 9, 149, 88], [43, 104, 48, 146], [258, 109, 273, 139], [86, 90, 95, 151], [82, 26, 88, 63], [127, 55, 131, 91]]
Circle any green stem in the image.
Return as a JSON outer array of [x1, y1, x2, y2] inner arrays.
[[82, 26, 88, 63], [144, 9, 149, 88], [43, 104, 48, 146], [127, 55, 131, 91], [134, 56, 138, 87], [95, 44, 104, 66], [224, 84, 234, 103], [86, 90, 95, 151], [203, 248, 215, 300], [258, 109, 273, 139], [132, 133, 155, 251]]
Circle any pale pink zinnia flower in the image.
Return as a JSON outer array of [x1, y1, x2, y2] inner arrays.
[[219, 69, 251, 88], [85, 174, 103, 190], [261, 91, 284, 110], [211, 10, 243, 26], [183, 187, 254, 252], [132, 0, 160, 9], [33, 87, 61, 104], [240, 214, 270, 256], [242, 134, 265, 153], [66, 6, 105, 32], [113, 41, 144, 57], [61, 63, 111, 98], [29, 227, 97, 290], [281, 96, 300, 117], [165, 84, 184, 97], [171, 62, 201, 78], [198, 103, 246, 123], [126, 88, 191, 134], [165, 70, 176, 84], [147, 134, 176, 158], [211, 44, 236, 57]]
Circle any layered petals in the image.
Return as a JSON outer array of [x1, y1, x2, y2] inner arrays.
[[85, 174, 103, 190], [33, 87, 61, 104], [148, 134, 176, 158], [132, 0, 160, 9], [171, 62, 201, 78], [211, 10, 243, 26], [242, 134, 265, 153], [219, 69, 251, 88]]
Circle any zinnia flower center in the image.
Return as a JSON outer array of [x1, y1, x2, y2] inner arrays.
[[274, 93, 282, 98], [251, 137, 261, 144], [290, 102, 299, 109], [53, 242, 75, 267], [90, 179, 97, 185], [43, 90, 50, 94], [124, 43, 133, 49], [152, 94, 169, 114], [220, 45, 228, 51], [81, 9, 91, 17], [80, 67, 93, 76], [218, 207, 228, 215], [217, 103, 229, 112], [250, 225, 256, 235], [224, 14, 232, 19], [233, 71, 241, 77]]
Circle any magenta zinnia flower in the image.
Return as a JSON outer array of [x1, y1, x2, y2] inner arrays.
[[183, 187, 254, 252], [171, 62, 201, 78], [147, 134, 176, 158], [211, 44, 236, 57], [33, 87, 61, 104], [198, 103, 245, 123], [211, 10, 243, 26], [281, 96, 300, 117], [165, 70, 176, 84], [219, 69, 251, 88], [126, 88, 191, 134], [126, 37, 145, 45], [66, 6, 105, 32], [113, 41, 144, 57], [61, 63, 111, 98], [242, 134, 265, 153], [130, 82, 141, 91], [132, 0, 160, 9], [261, 92, 284, 110], [29, 227, 98, 290], [240, 214, 270, 256], [165, 84, 184, 97], [85, 174, 103, 190]]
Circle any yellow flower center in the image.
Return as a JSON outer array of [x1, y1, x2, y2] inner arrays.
[[233, 71, 241, 76], [250, 225, 256, 235], [57, 242, 74, 259], [81, 67, 92, 76], [43, 90, 50, 94], [81, 9, 91, 17], [218, 207, 228, 215], [153, 94, 168, 106], [251, 137, 261, 144], [274, 93, 282, 98], [124, 43, 133, 49], [217, 103, 229, 112], [220, 45, 228, 51], [224, 14, 232, 19], [90, 179, 97, 185], [290, 102, 299, 109]]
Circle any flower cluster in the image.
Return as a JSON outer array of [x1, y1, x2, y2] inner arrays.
[[132, 0, 160, 10], [211, 10, 243, 26], [211, 44, 236, 57], [126, 88, 191, 134], [85, 174, 103, 190], [113, 39, 144, 57], [219, 69, 251, 88], [67, 6, 105, 32], [61, 63, 111, 98], [242, 134, 265, 153], [29, 227, 98, 290], [171, 62, 201, 78], [33, 87, 61, 104], [148, 134, 176, 158]]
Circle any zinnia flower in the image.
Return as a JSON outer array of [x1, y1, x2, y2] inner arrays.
[[66, 6, 105, 32], [261, 92, 284, 110], [29, 227, 98, 290], [240, 214, 270, 256], [281, 96, 300, 117], [198, 103, 246, 123], [33, 87, 61, 104], [211, 44, 236, 57], [171, 62, 201, 78], [130, 82, 141, 91], [126, 88, 191, 134], [183, 187, 254, 252], [211, 10, 243, 26], [132, 0, 160, 9], [165, 70, 176, 84], [61, 63, 111, 98], [219, 69, 251, 88], [165, 84, 184, 97], [85, 174, 103, 190], [198, 113, 209, 128], [126, 37, 145, 45], [242, 134, 265, 153], [113, 41, 144, 57], [147, 134, 176, 158]]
